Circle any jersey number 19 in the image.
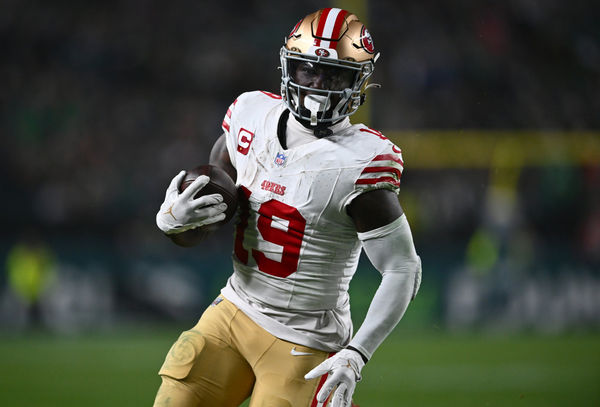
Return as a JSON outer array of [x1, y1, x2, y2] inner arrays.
[[234, 186, 306, 278]]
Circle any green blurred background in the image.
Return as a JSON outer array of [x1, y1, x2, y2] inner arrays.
[[1, 0, 599, 405]]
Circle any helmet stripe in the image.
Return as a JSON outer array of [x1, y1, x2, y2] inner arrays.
[[319, 8, 343, 48], [313, 7, 332, 47], [321, 8, 342, 39], [329, 9, 348, 49], [314, 7, 346, 48]]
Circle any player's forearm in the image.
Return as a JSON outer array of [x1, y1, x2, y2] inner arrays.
[[348, 271, 417, 360], [349, 214, 422, 360]]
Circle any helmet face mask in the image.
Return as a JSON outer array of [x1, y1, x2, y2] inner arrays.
[[290, 59, 357, 93], [279, 8, 378, 128]]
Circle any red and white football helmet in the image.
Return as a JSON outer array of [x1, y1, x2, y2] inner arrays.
[[280, 8, 380, 126]]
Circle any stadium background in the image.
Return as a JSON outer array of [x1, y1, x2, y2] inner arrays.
[[1, 0, 599, 405]]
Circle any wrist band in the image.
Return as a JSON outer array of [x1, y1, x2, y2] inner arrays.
[[346, 346, 369, 364]]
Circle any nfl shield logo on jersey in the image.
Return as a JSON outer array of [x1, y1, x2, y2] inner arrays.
[[274, 152, 287, 166]]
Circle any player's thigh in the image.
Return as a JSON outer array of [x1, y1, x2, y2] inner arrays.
[[250, 340, 331, 407], [154, 300, 255, 406]]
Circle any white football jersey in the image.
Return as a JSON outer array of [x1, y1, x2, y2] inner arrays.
[[219, 91, 404, 351]]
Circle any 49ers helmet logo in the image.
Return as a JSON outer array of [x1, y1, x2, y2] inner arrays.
[[360, 26, 375, 53], [315, 48, 331, 57]]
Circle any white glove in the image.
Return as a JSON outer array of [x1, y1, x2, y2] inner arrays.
[[304, 348, 365, 407], [156, 170, 228, 235]]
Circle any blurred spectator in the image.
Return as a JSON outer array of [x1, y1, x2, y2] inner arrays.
[[5, 230, 56, 325]]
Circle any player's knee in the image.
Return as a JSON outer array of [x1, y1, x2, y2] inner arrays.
[[159, 329, 206, 380], [154, 375, 199, 407]]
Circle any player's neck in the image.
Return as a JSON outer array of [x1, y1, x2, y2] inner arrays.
[[286, 114, 351, 145], [285, 113, 318, 149], [278, 110, 352, 150]]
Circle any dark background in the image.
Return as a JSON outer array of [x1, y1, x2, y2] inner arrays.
[[1, 0, 599, 334]]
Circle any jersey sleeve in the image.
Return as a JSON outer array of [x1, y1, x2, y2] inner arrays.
[[343, 131, 404, 209], [221, 97, 239, 168], [355, 148, 403, 193]]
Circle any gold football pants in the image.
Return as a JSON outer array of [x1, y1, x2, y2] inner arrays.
[[153, 296, 333, 407]]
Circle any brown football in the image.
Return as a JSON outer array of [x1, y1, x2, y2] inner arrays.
[[178, 164, 238, 226], [170, 165, 238, 247]]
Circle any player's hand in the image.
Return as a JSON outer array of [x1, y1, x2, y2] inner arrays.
[[156, 170, 228, 235], [304, 348, 365, 407]]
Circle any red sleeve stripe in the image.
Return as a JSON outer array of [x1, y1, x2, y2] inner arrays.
[[222, 98, 237, 133], [227, 100, 237, 117], [361, 165, 402, 179], [222, 120, 230, 132], [223, 100, 235, 132], [373, 153, 404, 167], [260, 90, 282, 99], [356, 176, 401, 187]]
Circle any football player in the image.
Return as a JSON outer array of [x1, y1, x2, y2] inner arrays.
[[154, 8, 421, 407]]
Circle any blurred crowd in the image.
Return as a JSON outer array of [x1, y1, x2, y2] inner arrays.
[[374, 0, 600, 129], [1, 0, 598, 330]]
